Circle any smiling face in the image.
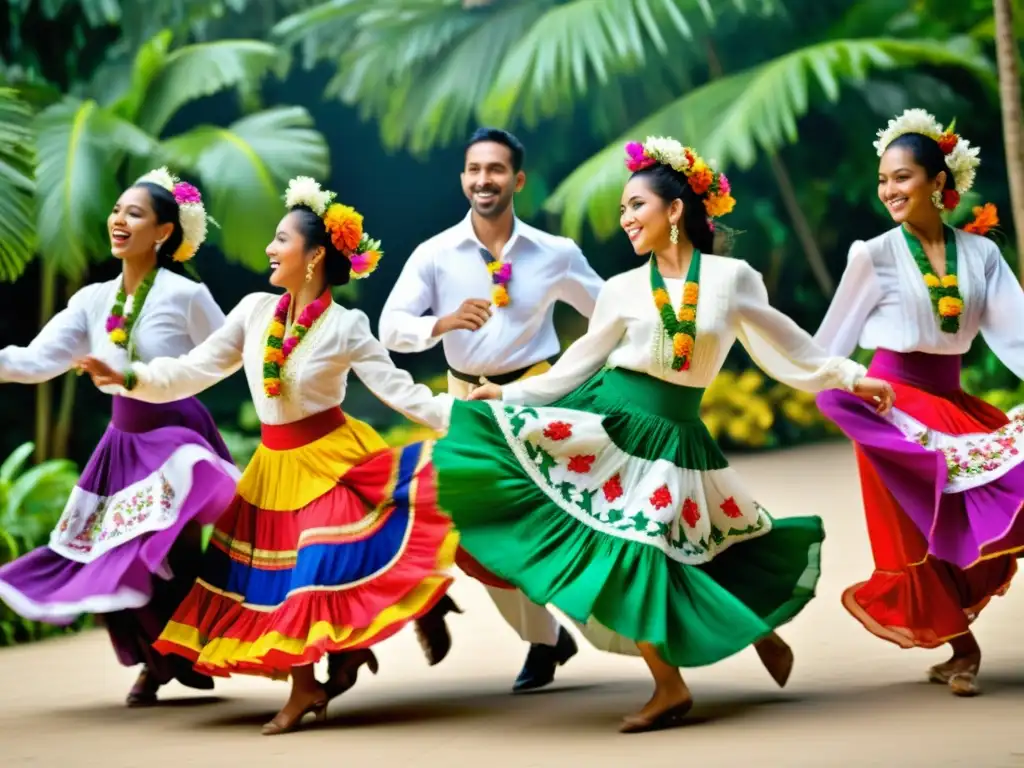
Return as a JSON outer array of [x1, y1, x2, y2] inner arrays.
[[266, 210, 324, 291], [461, 141, 525, 219], [878, 145, 946, 225], [107, 186, 174, 262], [619, 175, 682, 256]]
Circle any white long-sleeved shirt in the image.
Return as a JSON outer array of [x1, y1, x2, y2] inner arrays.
[[125, 293, 452, 431], [379, 212, 603, 376], [0, 269, 224, 388], [501, 255, 866, 406], [814, 226, 1024, 379]]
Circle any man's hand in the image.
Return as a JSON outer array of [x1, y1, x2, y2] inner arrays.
[[78, 356, 126, 389], [432, 299, 492, 336]]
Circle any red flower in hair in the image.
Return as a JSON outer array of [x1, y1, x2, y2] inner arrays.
[[942, 189, 961, 211], [937, 132, 958, 155]]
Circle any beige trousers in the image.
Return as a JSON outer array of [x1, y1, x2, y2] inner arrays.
[[447, 368, 561, 647]]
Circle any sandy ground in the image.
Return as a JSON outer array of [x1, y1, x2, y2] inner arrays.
[[1, 443, 1022, 767]]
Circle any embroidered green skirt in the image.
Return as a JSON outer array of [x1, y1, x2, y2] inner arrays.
[[432, 367, 823, 668]]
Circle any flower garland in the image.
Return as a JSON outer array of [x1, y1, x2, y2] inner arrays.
[[873, 110, 980, 211], [136, 167, 211, 262], [487, 259, 512, 307], [284, 176, 383, 280], [902, 226, 962, 334], [263, 288, 333, 398], [625, 138, 735, 220], [106, 268, 158, 355], [650, 249, 701, 371]]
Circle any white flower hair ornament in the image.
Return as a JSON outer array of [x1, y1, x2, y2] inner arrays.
[[284, 176, 336, 216], [136, 167, 211, 262], [873, 109, 980, 211]]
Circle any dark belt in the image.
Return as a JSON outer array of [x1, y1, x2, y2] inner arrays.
[[449, 357, 556, 387]]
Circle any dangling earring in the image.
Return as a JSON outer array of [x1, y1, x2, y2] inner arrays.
[[305, 261, 315, 283], [670, 223, 679, 245], [931, 190, 944, 210]]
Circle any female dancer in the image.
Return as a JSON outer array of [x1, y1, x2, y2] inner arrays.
[[0, 169, 239, 706], [425, 137, 895, 732], [80, 177, 459, 735], [814, 110, 1024, 696]]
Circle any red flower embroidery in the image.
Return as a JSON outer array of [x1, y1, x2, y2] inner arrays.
[[720, 497, 743, 519], [650, 485, 673, 510], [568, 454, 596, 474], [543, 421, 573, 441], [681, 498, 701, 528], [603, 474, 623, 502]]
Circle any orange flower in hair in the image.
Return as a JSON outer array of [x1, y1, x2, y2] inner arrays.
[[323, 203, 364, 252]]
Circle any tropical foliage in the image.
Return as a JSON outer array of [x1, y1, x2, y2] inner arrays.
[[0, 442, 84, 647]]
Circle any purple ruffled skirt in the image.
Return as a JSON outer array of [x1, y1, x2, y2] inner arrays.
[[0, 396, 239, 686]]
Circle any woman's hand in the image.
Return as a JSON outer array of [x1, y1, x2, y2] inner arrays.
[[78, 356, 126, 389], [852, 376, 895, 415], [468, 383, 502, 401]]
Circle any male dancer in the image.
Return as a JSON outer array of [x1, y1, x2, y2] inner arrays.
[[381, 128, 603, 692]]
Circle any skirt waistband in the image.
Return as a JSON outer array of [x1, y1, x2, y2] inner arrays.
[[868, 349, 962, 394], [261, 407, 347, 450], [111, 396, 200, 433], [601, 368, 704, 421]]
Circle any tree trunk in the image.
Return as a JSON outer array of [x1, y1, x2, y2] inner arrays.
[[993, 0, 1024, 278], [766, 152, 834, 294], [706, 40, 833, 294], [33, 262, 58, 462], [51, 277, 83, 458]]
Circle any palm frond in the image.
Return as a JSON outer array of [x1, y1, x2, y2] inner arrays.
[[34, 96, 158, 279], [0, 88, 37, 283], [158, 106, 330, 271], [547, 37, 995, 240], [132, 38, 283, 137], [479, 0, 750, 127]]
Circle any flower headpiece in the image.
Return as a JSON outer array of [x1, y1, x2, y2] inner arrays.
[[136, 167, 209, 263], [284, 176, 382, 279], [873, 109, 980, 210], [625, 137, 735, 219]]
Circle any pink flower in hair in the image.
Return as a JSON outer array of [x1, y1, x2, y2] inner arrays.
[[173, 182, 202, 205], [717, 173, 731, 196], [707, 218, 715, 232], [625, 142, 656, 172]]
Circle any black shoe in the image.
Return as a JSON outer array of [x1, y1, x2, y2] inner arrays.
[[512, 627, 578, 693], [414, 594, 463, 666]]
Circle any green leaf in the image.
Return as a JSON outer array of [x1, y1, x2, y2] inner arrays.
[[34, 97, 159, 279], [0, 88, 36, 283], [109, 30, 174, 122], [0, 443, 35, 487], [135, 39, 283, 138], [479, 0, 741, 127], [158, 106, 330, 270], [546, 37, 995, 239], [2, 460, 77, 524]]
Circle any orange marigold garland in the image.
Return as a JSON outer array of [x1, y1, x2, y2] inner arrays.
[[650, 250, 701, 371]]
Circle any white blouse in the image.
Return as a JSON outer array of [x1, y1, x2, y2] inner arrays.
[[814, 227, 1024, 379], [125, 292, 453, 432], [0, 269, 224, 386], [501, 255, 867, 406]]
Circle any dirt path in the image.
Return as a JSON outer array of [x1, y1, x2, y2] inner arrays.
[[1, 443, 1021, 767]]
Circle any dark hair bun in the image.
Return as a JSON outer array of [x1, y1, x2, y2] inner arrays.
[[288, 205, 352, 286]]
